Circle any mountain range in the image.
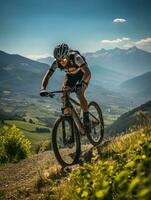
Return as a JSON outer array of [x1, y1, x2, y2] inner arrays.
[[38, 46, 151, 77], [84, 46, 151, 77], [0, 47, 151, 103], [37, 47, 151, 91]]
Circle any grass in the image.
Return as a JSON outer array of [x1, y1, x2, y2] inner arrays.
[[1, 125, 151, 200], [50, 126, 151, 200]]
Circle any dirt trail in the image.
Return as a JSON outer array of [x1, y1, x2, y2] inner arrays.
[[0, 144, 94, 199], [0, 151, 57, 199]]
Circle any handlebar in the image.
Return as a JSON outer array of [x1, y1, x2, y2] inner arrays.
[[45, 87, 77, 98]]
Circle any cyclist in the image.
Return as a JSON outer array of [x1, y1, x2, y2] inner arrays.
[[40, 43, 91, 132]]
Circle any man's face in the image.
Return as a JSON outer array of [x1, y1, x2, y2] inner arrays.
[[58, 58, 68, 67]]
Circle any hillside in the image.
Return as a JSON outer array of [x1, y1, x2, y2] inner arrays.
[[0, 126, 151, 200], [54, 127, 151, 200], [120, 71, 151, 98], [0, 50, 48, 71], [0, 51, 63, 94], [106, 100, 151, 135], [87, 65, 126, 89]]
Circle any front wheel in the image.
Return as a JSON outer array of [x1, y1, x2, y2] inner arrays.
[[87, 101, 104, 146], [52, 116, 81, 167]]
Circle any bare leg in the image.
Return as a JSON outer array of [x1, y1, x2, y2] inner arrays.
[[61, 78, 70, 107], [76, 87, 88, 112], [76, 87, 91, 132], [61, 78, 71, 114]]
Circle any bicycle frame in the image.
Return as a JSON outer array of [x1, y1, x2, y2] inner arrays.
[[48, 89, 100, 135], [68, 96, 85, 135], [69, 96, 100, 124]]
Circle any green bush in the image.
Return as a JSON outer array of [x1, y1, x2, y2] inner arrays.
[[0, 125, 31, 163], [55, 128, 151, 200]]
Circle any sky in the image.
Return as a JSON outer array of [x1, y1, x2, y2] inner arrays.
[[0, 0, 151, 59]]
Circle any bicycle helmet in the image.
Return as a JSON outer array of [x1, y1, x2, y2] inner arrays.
[[53, 43, 69, 60]]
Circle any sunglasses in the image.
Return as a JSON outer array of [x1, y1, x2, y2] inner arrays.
[[58, 58, 68, 63]]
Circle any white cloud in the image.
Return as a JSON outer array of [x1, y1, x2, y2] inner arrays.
[[135, 37, 151, 45], [100, 37, 130, 44], [123, 38, 151, 49], [113, 18, 127, 23], [134, 37, 151, 52], [26, 53, 50, 60]]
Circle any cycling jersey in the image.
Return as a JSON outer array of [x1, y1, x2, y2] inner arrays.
[[40, 50, 90, 91], [50, 50, 87, 75]]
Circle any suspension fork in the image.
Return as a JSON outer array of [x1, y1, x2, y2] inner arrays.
[[61, 116, 76, 144], [61, 104, 75, 144], [61, 92, 70, 144]]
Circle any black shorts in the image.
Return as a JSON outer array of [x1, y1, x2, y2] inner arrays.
[[65, 70, 84, 88]]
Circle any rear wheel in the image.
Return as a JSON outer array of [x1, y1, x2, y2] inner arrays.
[[87, 101, 104, 146], [52, 116, 81, 167]]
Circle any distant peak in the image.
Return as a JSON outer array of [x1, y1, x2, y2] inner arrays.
[[108, 47, 125, 53], [126, 46, 145, 54], [96, 48, 107, 54], [113, 47, 121, 50]]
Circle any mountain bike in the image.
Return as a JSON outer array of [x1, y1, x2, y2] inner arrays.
[[45, 88, 104, 167]]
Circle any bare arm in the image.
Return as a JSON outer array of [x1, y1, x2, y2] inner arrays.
[[40, 69, 54, 90], [40, 61, 57, 90]]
